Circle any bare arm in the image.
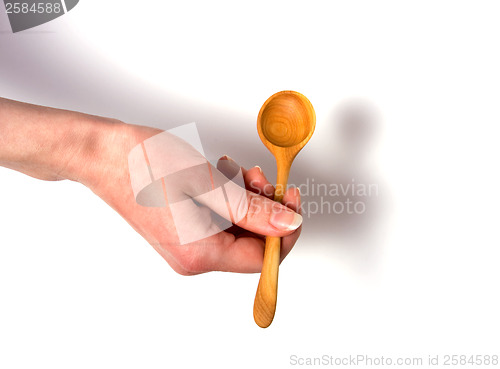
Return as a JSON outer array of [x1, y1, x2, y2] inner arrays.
[[0, 97, 121, 185]]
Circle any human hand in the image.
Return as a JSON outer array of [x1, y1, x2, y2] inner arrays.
[[0, 98, 302, 275], [84, 123, 302, 275]]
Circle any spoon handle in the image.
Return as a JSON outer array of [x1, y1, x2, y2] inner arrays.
[[253, 235, 281, 327], [253, 163, 290, 328]]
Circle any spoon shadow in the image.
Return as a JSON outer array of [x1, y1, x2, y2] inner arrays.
[[218, 99, 390, 274]]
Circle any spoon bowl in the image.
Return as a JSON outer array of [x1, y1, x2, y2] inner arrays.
[[259, 91, 315, 149], [253, 91, 315, 328]]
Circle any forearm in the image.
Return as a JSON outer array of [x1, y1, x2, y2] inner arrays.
[[0, 97, 123, 187]]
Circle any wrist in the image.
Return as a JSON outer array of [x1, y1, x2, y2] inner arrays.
[[68, 119, 163, 199], [61, 116, 128, 189]]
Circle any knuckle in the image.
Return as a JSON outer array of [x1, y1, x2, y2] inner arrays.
[[222, 181, 250, 223], [233, 190, 251, 223], [243, 194, 261, 223]]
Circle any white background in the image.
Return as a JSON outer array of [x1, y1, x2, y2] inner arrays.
[[1, 1, 500, 368]]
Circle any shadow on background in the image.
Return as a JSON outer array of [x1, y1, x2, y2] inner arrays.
[[0, 28, 390, 273], [232, 98, 390, 274], [303, 100, 389, 273]]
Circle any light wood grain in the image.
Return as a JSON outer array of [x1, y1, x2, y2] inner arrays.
[[254, 90, 315, 328]]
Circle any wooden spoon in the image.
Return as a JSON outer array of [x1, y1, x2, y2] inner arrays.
[[254, 90, 316, 328]]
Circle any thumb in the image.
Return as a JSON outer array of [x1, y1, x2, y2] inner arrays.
[[195, 158, 303, 237], [236, 189, 303, 237]]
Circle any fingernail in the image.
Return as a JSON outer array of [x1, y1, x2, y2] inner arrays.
[[270, 207, 303, 231], [254, 165, 262, 173], [217, 155, 240, 178]]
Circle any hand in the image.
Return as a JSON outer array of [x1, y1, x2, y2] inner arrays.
[[81, 123, 303, 275], [0, 98, 302, 275]]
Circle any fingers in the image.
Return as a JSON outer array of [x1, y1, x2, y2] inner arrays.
[[164, 155, 303, 274], [193, 156, 302, 237], [201, 158, 302, 272], [218, 159, 270, 241], [216, 155, 241, 180], [211, 233, 266, 273], [233, 187, 302, 236], [218, 156, 274, 199], [184, 186, 302, 274], [217, 155, 303, 263], [165, 230, 265, 274], [243, 166, 275, 200]]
